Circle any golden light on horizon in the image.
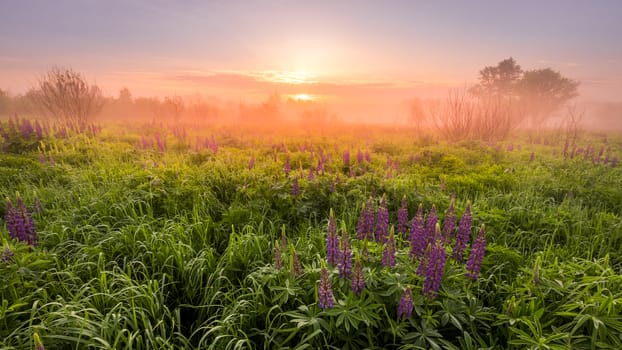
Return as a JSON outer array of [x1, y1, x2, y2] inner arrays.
[[290, 93, 315, 102], [268, 71, 317, 84]]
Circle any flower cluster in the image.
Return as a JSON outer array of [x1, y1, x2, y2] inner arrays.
[[452, 202, 472, 261], [381, 230, 397, 268], [338, 228, 352, 278], [326, 210, 340, 266], [356, 197, 375, 240], [5, 195, 38, 246], [318, 267, 334, 309], [466, 224, 487, 280], [397, 287, 413, 319], [397, 195, 409, 236]]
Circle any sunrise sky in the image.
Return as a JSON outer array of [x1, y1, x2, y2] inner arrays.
[[1, 0, 621, 119]]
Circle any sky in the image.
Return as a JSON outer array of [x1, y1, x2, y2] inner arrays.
[[1, 0, 621, 119]]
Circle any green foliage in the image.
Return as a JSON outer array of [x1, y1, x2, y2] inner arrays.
[[1, 122, 621, 348]]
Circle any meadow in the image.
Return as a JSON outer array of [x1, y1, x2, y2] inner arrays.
[[1, 117, 622, 349]]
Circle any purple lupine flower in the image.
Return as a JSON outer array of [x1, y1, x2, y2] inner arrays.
[[397, 195, 409, 237], [248, 155, 255, 170], [382, 229, 397, 268], [338, 229, 352, 278], [274, 241, 283, 270], [307, 168, 315, 181], [442, 198, 456, 243], [612, 156, 618, 167], [351, 260, 365, 294], [452, 202, 472, 262], [357, 149, 364, 164], [292, 178, 300, 196], [326, 210, 340, 265], [284, 156, 291, 175], [155, 133, 166, 153], [6, 196, 37, 246], [424, 204, 438, 247], [375, 195, 389, 243], [439, 178, 446, 192], [291, 249, 304, 276], [356, 197, 375, 240], [466, 224, 487, 280], [423, 226, 447, 298], [417, 243, 431, 277], [38, 152, 46, 164], [409, 204, 426, 259], [318, 267, 334, 309], [397, 287, 413, 319], [364, 150, 371, 163], [343, 150, 350, 168]]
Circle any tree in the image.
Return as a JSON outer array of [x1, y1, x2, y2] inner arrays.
[[470, 57, 522, 98], [31, 67, 104, 124], [518, 68, 579, 127]]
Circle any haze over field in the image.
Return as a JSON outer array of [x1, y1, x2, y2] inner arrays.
[[1, 0, 621, 125]]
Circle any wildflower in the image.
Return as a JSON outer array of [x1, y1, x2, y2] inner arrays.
[[343, 150, 350, 167], [382, 229, 397, 268], [439, 177, 446, 192], [356, 197, 375, 240], [280, 227, 288, 249], [417, 243, 431, 277], [397, 287, 413, 319], [612, 156, 618, 167], [6, 196, 37, 246], [424, 204, 438, 246], [397, 195, 409, 237], [284, 156, 291, 175], [326, 209, 339, 266], [351, 260, 365, 294], [274, 241, 284, 270], [291, 178, 300, 196], [364, 150, 371, 163], [452, 202, 472, 262], [338, 228, 352, 278], [466, 224, 487, 280], [375, 195, 389, 243], [423, 225, 447, 298], [38, 152, 46, 164], [307, 168, 315, 181], [291, 249, 304, 276], [442, 197, 456, 243], [409, 204, 426, 259], [357, 149, 364, 164], [33, 195, 44, 215], [318, 267, 334, 309]]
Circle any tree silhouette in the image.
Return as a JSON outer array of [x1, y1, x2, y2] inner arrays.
[[518, 68, 579, 127], [470, 57, 522, 99]]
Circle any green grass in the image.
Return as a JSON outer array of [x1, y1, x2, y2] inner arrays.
[[1, 120, 621, 349]]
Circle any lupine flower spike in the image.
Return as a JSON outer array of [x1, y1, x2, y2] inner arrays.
[[466, 224, 487, 280], [34, 332, 45, 350], [424, 204, 438, 248], [318, 266, 334, 309], [397, 286, 413, 319], [351, 260, 365, 295], [274, 240, 284, 270], [423, 224, 447, 298], [452, 201, 472, 262], [338, 227, 352, 278], [409, 204, 426, 259], [442, 196, 456, 243], [382, 228, 397, 268], [326, 209, 340, 266], [397, 195, 409, 237], [290, 248, 304, 276]]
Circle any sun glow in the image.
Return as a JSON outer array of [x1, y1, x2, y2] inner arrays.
[[267, 71, 317, 84], [291, 93, 315, 102]]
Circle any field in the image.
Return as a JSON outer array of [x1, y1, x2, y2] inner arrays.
[[1, 118, 622, 349]]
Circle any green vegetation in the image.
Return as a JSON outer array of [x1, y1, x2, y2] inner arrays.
[[1, 118, 621, 349]]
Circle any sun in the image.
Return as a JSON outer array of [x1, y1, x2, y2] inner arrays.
[[292, 93, 314, 102]]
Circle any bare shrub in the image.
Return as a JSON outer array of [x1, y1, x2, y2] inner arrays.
[[31, 67, 104, 125]]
